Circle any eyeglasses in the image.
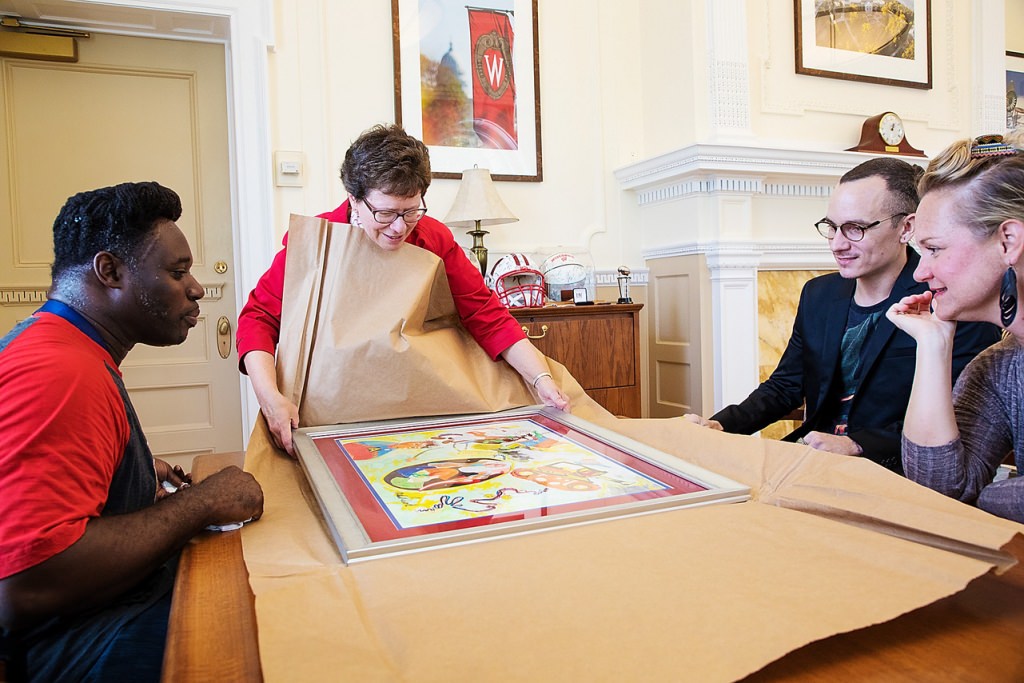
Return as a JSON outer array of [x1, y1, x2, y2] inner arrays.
[[361, 197, 428, 225], [814, 213, 908, 242]]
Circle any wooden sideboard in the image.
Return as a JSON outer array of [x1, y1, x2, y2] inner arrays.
[[510, 303, 643, 417]]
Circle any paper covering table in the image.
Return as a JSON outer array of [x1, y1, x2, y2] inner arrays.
[[234, 216, 1023, 681]]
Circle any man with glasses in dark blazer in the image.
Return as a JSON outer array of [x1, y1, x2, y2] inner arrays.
[[685, 158, 1000, 474]]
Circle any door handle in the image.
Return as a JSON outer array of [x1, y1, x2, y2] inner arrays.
[[521, 324, 548, 340], [216, 316, 232, 359]]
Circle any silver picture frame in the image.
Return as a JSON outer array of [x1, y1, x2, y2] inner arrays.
[[293, 406, 750, 564]]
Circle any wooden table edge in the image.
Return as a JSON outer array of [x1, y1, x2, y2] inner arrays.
[[161, 451, 261, 682]]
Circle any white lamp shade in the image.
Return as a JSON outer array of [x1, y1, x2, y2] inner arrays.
[[444, 167, 519, 228]]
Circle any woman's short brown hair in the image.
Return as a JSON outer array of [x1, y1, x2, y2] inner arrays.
[[341, 124, 432, 200]]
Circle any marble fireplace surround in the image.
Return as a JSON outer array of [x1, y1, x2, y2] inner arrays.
[[614, 142, 924, 416]]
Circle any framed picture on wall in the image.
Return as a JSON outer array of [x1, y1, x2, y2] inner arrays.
[[292, 406, 751, 563], [794, 0, 932, 89], [1007, 52, 1024, 131], [391, 0, 542, 181]]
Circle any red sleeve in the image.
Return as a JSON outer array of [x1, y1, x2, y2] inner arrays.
[[0, 319, 129, 579], [410, 217, 526, 360], [235, 241, 287, 373]]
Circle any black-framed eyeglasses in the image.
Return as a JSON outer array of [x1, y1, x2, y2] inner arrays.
[[361, 197, 428, 225], [814, 213, 908, 242]]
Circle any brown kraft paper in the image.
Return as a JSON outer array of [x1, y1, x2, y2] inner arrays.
[[242, 418, 1022, 683], [241, 214, 1023, 681], [276, 214, 548, 426]]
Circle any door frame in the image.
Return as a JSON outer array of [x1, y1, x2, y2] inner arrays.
[[17, 0, 277, 442]]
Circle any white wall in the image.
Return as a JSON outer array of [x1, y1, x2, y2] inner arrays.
[[611, 0, 1016, 413], [617, 0, 1012, 245], [266, 0, 649, 271], [265, 1, 1018, 269], [623, 1, 988, 155], [747, 0, 976, 156]]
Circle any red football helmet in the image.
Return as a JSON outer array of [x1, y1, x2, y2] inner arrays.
[[488, 253, 546, 308]]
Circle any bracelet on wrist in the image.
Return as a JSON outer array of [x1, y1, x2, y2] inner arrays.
[[531, 371, 552, 388]]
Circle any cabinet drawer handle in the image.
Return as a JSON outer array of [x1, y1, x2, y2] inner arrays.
[[522, 324, 548, 340]]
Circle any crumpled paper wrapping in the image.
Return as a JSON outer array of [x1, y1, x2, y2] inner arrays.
[[276, 214, 540, 426], [241, 215, 1022, 682]]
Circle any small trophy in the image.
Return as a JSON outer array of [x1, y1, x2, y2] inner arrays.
[[616, 266, 632, 304]]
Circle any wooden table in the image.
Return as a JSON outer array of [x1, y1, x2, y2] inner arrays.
[[163, 453, 1024, 682], [745, 533, 1024, 681]]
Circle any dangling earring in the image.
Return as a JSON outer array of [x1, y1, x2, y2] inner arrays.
[[347, 196, 361, 227], [1000, 266, 1018, 327]]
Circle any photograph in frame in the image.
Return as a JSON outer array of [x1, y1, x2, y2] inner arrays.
[[794, 0, 932, 89], [293, 407, 751, 564], [391, 0, 542, 181], [1007, 52, 1024, 131]]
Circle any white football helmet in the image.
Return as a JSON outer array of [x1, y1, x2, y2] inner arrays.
[[540, 252, 587, 301], [489, 253, 546, 308]]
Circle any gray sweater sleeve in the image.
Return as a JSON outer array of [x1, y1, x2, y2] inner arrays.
[[902, 338, 1024, 523]]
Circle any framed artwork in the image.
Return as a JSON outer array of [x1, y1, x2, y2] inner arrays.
[[1007, 52, 1024, 132], [391, 0, 542, 181], [794, 0, 932, 89], [293, 406, 750, 563]]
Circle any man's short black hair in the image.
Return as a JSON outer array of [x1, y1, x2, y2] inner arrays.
[[839, 157, 924, 216], [51, 182, 182, 283]]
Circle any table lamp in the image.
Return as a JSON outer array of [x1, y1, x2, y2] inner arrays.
[[444, 166, 518, 276]]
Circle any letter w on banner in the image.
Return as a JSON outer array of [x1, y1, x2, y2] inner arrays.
[[468, 8, 517, 150]]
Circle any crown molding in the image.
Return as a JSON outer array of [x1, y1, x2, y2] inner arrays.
[[613, 143, 928, 206], [642, 240, 837, 271]]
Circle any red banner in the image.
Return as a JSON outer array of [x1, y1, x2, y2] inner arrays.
[[468, 9, 517, 149]]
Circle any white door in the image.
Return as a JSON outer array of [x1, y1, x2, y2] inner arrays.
[[0, 31, 243, 458]]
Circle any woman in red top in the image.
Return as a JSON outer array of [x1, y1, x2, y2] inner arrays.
[[237, 125, 569, 456]]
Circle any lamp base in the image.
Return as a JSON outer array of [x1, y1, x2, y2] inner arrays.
[[468, 225, 489, 277]]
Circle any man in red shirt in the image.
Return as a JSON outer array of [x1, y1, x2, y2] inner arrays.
[[0, 182, 264, 682]]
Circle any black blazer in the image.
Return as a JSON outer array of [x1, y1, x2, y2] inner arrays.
[[711, 248, 1001, 472]]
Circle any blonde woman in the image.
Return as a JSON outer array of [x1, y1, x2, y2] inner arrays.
[[887, 132, 1024, 523]]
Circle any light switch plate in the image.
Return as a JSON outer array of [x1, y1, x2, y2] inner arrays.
[[274, 151, 305, 187]]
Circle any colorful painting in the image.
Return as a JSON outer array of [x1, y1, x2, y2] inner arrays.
[[294, 407, 751, 563], [392, 0, 542, 180]]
